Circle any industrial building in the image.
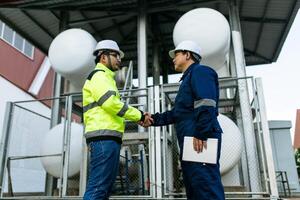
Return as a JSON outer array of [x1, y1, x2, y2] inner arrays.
[[0, 0, 300, 199]]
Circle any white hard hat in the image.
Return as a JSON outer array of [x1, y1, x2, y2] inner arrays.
[[169, 40, 201, 59], [93, 39, 124, 58]]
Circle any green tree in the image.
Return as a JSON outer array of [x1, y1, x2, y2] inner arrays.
[[295, 149, 300, 176]]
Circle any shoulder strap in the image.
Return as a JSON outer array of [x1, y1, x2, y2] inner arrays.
[[87, 69, 105, 80]]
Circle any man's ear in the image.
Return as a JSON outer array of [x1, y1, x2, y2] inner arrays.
[[100, 54, 106, 63], [186, 52, 191, 60]]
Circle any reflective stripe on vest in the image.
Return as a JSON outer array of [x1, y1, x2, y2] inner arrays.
[[84, 129, 123, 139], [83, 90, 117, 113], [117, 104, 129, 117], [194, 99, 216, 109]]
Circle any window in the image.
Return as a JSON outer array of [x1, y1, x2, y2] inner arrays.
[[3, 24, 13, 44], [24, 40, 33, 58], [0, 22, 35, 59], [0, 21, 3, 37], [13, 32, 24, 51]]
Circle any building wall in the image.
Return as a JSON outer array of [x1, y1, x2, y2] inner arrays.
[[0, 27, 54, 99], [0, 40, 43, 89], [269, 120, 300, 193]]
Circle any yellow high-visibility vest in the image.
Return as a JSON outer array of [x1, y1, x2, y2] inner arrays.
[[82, 63, 142, 143]]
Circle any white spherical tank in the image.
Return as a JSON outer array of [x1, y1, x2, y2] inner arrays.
[[216, 63, 229, 78], [173, 8, 230, 70], [48, 28, 97, 88], [218, 114, 243, 175], [40, 122, 84, 178]]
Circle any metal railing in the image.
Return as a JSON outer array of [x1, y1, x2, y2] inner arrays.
[[0, 78, 279, 199]]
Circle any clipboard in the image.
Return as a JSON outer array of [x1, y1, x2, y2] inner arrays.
[[182, 136, 218, 164]]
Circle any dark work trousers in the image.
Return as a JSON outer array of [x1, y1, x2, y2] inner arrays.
[[180, 132, 225, 200]]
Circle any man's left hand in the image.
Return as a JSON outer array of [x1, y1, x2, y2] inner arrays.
[[193, 137, 207, 153]]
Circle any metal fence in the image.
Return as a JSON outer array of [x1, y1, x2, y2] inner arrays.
[[156, 77, 278, 200], [0, 79, 279, 199]]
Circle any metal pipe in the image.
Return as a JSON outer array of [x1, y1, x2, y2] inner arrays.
[[0, 102, 14, 197], [255, 78, 279, 198], [125, 150, 130, 194], [139, 149, 145, 194], [137, 0, 148, 134], [14, 104, 50, 120], [46, 10, 69, 196], [62, 95, 73, 196], [137, 0, 147, 89], [154, 86, 162, 198], [58, 96, 69, 197], [251, 78, 269, 193], [148, 87, 156, 197], [228, 0, 262, 194]]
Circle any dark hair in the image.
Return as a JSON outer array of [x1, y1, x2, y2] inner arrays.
[[94, 50, 110, 64], [191, 52, 201, 63], [94, 56, 100, 64], [176, 50, 201, 63]]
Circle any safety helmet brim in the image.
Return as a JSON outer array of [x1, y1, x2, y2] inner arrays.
[[93, 49, 124, 58], [168, 40, 201, 59], [169, 49, 176, 58], [93, 40, 125, 58]]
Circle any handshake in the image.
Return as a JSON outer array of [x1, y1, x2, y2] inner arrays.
[[138, 112, 154, 128]]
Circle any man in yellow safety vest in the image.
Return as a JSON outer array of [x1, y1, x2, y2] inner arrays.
[[82, 40, 151, 200]]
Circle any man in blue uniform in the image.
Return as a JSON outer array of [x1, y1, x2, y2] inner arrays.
[[148, 40, 225, 200]]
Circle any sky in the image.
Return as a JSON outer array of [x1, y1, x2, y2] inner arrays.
[[246, 9, 300, 139]]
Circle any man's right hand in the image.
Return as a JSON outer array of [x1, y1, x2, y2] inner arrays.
[[138, 112, 153, 127]]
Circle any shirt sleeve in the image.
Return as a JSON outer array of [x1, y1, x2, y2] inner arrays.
[[151, 108, 176, 126], [191, 67, 219, 140], [90, 72, 142, 122]]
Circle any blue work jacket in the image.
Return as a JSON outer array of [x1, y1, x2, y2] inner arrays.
[[152, 63, 223, 149]]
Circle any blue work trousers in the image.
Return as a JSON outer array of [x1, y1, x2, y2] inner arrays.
[[180, 132, 225, 200], [83, 140, 121, 200]]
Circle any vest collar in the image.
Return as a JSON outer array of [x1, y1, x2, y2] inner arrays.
[[95, 63, 115, 78]]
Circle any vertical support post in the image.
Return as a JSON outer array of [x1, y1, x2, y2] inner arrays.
[[228, 0, 262, 193], [154, 85, 162, 198], [139, 149, 145, 194], [137, 0, 147, 88], [58, 96, 68, 197], [61, 95, 73, 196], [161, 86, 167, 195], [137, 0, 148, 133], [0, 102, 14, 197], [79, 134, 88, 196], [230, 46, 250, 189], [46, 11, 69, 196], [125, 150, 129, 194], [148, 87, 156, 197], [138, 144, 148, 194], [255, 78, 279, 199], [153, 43, 160, 85]]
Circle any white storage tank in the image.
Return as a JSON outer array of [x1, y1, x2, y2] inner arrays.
[[173, 8, 230, 71], [219, 114, 243, 175], [40, 122, 84, 178], [48, 28, 97, 90]]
